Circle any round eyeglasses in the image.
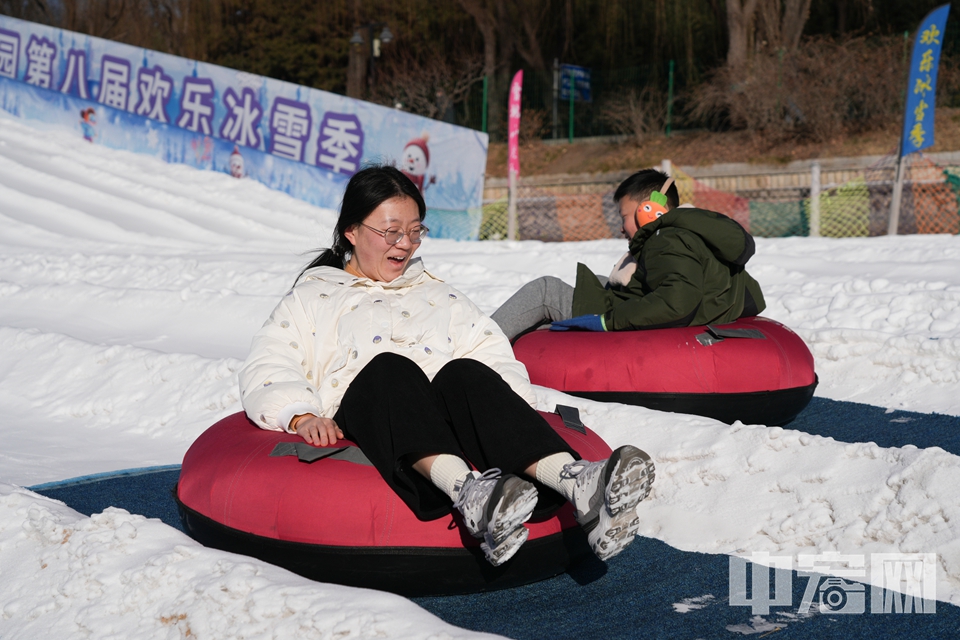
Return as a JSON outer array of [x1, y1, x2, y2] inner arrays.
[[360, 222, 429, 245]]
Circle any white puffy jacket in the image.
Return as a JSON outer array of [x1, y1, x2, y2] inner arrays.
[[240, 258, 536, 431]]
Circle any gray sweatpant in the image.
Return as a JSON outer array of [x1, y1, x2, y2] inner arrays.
[[491, 276, 575, 341]]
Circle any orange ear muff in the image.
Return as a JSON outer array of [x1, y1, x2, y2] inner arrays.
[[635, 201, 668, 227], [633, 177, 675, 228]]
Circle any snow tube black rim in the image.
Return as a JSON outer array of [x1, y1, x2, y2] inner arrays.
[[568, 377, 818, 427], [175, 491, 593, 596]]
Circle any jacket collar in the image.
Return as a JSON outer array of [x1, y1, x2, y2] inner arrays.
[[628, 210, 675, 254], [627, 207, 753, 265], [301, 258, 442, 289]]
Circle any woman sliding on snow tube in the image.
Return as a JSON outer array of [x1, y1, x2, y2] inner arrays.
[[239, 165, 655, 566]]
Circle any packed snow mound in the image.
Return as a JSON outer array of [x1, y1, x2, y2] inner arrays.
[[0, 484, 498, 639]]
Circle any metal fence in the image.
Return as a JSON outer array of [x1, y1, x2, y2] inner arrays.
[[473, 153, 960, 241]]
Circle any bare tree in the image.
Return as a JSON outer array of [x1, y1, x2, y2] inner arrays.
[[561, 0, 573, 59], [0, 0, 52, 24], [456, 0, 498, 83], [780, 0, 812, 52], [510, 0, 550, 73], [455, 0, 558, 138], [456, 0, 507, 136], [726, 0, 761, 70], [50, 0, 192, 52], [690, 36, 906, 143], [599, 86, 667, 145], [373, 51, 484, 122], [757, 0, 813, 53]]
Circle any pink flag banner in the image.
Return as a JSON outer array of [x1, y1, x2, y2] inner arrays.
[[507, 70, 523, 176]]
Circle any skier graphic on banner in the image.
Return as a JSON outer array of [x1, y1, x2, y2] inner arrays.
[[80, 107, 97, 142]]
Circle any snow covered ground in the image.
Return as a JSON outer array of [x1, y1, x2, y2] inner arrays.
[[1, 111, 960, 638]]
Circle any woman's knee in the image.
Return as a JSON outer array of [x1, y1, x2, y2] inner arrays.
[[359, 352, 424, 381], [433, 357, 498, 387], [368, 352, 415, 367]]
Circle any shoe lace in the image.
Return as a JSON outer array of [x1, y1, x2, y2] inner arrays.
[[560, 459, 594, 481], [453, 467, 502, 510]]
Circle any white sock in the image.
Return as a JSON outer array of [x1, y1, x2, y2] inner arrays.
[[429, 454, 474, 502], [535, 452, 578, 502]]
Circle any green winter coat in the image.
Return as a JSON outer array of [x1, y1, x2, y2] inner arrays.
[[572, 208, 766, 330]]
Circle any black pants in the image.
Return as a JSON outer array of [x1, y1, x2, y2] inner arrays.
[[334, 353, 577, 521]]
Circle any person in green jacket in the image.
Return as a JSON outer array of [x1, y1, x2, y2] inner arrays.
[[490, 169, 765, 339]]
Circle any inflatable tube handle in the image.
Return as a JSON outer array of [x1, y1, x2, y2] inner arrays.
[[555, 405, 587, 434], [270, 442, 374, 466], [696, 325, 766, 346]]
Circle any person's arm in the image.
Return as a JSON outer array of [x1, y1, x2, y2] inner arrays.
[[603, 232, 705, 331], [449, 292, 538, 408], [239, 288, 325, 432]]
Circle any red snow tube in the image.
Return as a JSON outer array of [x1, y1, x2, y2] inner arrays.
[[176, 410, 609, 596], [513, 316, 817, 426]]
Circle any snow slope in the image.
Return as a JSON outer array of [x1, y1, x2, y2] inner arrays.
[[2, 111, 960, 638]]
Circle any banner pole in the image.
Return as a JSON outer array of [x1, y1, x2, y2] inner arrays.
[[889, 26, 910, 235], [508, 169, 517, 241], [809, 160, 821, 237], [888, 146, 906, 236]]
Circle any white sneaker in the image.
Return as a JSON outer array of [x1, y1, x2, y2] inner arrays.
[[454, 468, 539, 566], [480, 526, 529, 566], [563, 445, 655, 561]]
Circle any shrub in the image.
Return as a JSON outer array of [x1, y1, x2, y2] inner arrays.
[[687, 37, 925, 143], [598, 86, 667, 145]]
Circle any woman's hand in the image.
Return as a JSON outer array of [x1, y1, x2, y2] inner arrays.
[[291, 414, 344, 446]]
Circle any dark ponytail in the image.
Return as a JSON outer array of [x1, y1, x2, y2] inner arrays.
[[296, 165, 426, 285], [308, 243, 348, 273]]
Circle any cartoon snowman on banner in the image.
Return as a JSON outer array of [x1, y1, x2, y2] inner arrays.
[[400, 134, 436, 194], [229, 146, 245, 179]]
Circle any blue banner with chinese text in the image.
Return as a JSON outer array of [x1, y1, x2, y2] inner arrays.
[[902, 4, 951, 156], [0, 15, 488, 238]]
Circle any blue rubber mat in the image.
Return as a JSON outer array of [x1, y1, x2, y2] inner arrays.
[[31, 465, 184, 532], [29, 397, 960, 639], [415, 536, 956, 639], [786, 397, 960, 456]]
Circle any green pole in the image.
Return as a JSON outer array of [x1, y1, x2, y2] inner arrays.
[[666, 59, 675, 137], [481, 75, 488, 133], [568, 69, 575, 143]]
